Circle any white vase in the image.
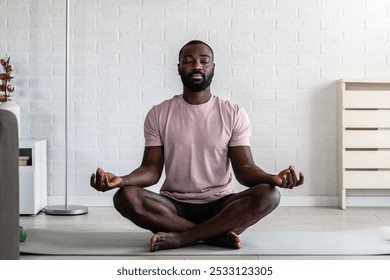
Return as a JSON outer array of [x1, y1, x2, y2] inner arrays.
[[0, 100, 21, 137]]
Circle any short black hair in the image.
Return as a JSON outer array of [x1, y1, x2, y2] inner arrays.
[[178, 40, 214, 62]]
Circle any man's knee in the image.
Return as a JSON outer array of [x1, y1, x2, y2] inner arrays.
[[113, 188, 125, 213], [253, 184, 281, 212], [113, 187, 141, 214], [267, 184, 281, 208]]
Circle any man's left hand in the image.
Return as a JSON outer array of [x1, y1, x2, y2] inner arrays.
[[272, 166, 304, 189]]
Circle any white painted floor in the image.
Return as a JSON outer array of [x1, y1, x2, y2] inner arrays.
[[19, 206, 390, 260]]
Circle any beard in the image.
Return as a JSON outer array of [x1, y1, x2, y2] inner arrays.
[[179, 69, 214, 92]]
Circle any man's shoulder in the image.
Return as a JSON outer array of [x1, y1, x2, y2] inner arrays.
[[215, 96, 245, 113], [217, 96, 238, 106], [152, 94, 181, 109]]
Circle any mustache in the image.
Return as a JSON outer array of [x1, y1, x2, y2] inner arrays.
[[189, 70, 206, 77], [191, 69, 204, 74]]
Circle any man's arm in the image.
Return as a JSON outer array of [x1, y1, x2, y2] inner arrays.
[[90, 146, 164, 192], [228, 146, 304, 189]]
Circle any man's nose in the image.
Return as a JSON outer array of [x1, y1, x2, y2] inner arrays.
[[193, 60, 202, 70]]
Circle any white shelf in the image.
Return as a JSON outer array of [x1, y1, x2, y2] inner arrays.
[[19, 139, 47, 215]]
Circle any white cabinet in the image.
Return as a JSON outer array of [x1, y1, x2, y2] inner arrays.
[[338, 79, 390, 209], [19, 139, 47, 215]]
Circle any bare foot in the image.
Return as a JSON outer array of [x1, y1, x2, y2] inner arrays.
[[150, 232, 188, 252], [150, 231, 241, 252], [206, 231, 241, 249]]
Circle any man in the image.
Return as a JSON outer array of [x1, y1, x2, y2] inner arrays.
[[90, 40, 304, 252]]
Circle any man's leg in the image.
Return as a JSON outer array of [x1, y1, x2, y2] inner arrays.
[[150, 183, 280, 251], [113, 186, 196, 233]]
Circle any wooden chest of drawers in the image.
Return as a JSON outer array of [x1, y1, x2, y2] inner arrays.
[[338, 79, 390, 209]]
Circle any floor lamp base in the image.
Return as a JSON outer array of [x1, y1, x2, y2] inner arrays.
[[45, 205, 88, 216]]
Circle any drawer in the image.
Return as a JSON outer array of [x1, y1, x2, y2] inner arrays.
[[343, 110, 390, 128], [343, 150, 390, 168], [343, 170, 390, 189], [343, 130, 390, 148], [343, 90, 390, 109]]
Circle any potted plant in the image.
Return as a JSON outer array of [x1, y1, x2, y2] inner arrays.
[[0, 56, 15, 102], [0, 56, 20, 136]]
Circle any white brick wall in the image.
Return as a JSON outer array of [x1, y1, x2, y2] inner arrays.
[[2, 0, 390, 206]]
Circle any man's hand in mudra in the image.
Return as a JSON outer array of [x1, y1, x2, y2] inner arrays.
[[272, 166, 304, 189], [90, 168, 123, 192]]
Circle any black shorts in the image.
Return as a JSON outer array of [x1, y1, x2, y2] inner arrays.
[[164, 194, 235, 225]]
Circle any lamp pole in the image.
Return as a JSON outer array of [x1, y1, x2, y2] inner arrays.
[[45, 0, 88, 215]]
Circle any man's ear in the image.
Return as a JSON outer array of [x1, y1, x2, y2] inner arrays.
[[177, 63, 180, 75]]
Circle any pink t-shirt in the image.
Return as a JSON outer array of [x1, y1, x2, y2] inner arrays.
[[144, 94, 250, 203]]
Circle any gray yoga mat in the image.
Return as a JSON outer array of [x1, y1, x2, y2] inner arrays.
[[20, 227, 390, 256]]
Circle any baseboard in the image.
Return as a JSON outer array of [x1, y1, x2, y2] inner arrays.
[[47, 195, 390, 208], [280, 196, 338, 207], [47, 196, 114, 207], [281, 196, 390, 207]]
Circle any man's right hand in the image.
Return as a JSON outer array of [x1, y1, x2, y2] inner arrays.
[[90, 168, 123, 192]]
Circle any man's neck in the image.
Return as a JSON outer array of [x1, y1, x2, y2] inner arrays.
[[182, 89, 212, 105]]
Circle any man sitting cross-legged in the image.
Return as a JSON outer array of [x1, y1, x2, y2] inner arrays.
[[90, 40, 304, 252]]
